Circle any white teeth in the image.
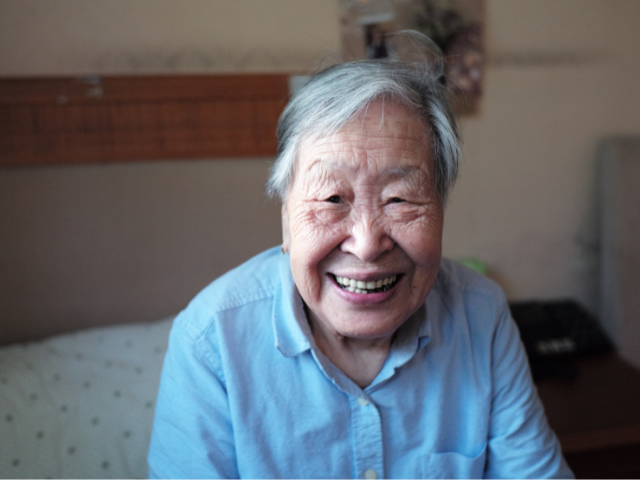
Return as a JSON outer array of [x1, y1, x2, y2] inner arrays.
[[335, 274, 397, 293]]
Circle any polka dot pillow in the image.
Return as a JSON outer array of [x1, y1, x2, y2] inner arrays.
[[0, 315, 175, 479]]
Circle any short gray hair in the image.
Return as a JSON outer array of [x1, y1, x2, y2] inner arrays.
[[267, 31, 461, 203]]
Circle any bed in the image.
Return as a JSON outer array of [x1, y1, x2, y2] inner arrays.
[[0, 315, 175, 478]]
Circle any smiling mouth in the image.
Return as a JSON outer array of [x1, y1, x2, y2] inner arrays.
[[331, 274, 399, 294]]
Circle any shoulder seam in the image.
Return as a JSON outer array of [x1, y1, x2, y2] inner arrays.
[[196, 285, 278, 316], [177, 292, 277, 383], [436, 261, 506, 300]]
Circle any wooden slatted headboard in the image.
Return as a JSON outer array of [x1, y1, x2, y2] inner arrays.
[[0, 74, 290, 166]]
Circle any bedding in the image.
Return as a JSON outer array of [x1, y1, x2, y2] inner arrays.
[[0, 315, 175, 479]]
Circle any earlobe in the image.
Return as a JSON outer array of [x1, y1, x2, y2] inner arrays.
[[281, 203, 291, 253]]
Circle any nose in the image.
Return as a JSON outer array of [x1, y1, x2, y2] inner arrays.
[[340, 214, 395, 262]]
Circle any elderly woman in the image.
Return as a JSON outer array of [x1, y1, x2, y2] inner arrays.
[[148, 34, 572, 479]]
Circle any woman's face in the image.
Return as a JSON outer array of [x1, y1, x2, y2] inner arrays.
[[282, 101, 444, 341]]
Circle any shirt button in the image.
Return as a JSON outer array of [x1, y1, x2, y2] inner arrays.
[[358, 398, 369, 406], [364, 469, 378, 479]]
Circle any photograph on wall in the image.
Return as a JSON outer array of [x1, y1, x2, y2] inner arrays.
[[340, 0, 484, 113]]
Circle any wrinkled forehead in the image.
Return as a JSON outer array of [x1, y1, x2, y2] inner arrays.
[[295, 101, 433, 176], [301, 159, 434, 194]]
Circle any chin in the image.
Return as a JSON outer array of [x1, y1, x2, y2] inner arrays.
[[324, 303, 417, 340], [337, 321, 403, 340]]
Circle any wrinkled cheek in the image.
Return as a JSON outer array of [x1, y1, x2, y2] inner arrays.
[[393, 223, 442, 263], [289, 219, 349, 305], [302, 269, 323, 303], [293, 218, 349, 259], [289, 254, 321, 306]]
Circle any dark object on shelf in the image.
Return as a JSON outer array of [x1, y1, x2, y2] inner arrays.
[[509, 299, 614, 382]]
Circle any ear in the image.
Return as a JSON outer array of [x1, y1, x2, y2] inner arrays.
[[281, 201, 291, 253]]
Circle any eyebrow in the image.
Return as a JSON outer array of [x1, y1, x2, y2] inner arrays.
[[381, 165, 429, 181]]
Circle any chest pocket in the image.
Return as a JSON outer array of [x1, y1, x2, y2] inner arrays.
[[423, 443, 487, 479]]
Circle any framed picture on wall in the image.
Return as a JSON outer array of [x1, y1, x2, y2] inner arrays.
[[340, 0, 485, 114]]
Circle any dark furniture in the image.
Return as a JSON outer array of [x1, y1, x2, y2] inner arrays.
[[537, 354, 640, 478]]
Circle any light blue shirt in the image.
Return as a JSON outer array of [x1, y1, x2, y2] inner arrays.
[[148, 247, 572, 479]]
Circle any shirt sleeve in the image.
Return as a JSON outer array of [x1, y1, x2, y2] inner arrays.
[[484, 302, 574, 479], [147, 311, 239, 479]]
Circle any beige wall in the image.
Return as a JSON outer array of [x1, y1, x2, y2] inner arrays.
[[444, 0, 640, 314], [0, 160, 284, 343], [1, 0, 640, 341], [0, 0, 341, 75]]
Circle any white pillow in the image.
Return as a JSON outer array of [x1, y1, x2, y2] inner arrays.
[[0, 315, 175, 479]]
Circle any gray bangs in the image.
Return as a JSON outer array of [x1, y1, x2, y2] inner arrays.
[[267, 31, 461, 204]]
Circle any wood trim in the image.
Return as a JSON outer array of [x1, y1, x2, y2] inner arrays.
[[0, 75, 290, 165]]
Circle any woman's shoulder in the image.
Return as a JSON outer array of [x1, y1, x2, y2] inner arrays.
[[436, 257, 506, 303], [167, 247, 286, 348], [431, 258, 510, 331], [191, 246, 283, 314]]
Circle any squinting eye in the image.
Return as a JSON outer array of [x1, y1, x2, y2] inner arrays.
[[326, 195, 341, 203], [390, 197, 404, 203]]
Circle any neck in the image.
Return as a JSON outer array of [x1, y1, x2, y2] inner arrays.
[[305, 305, 394, 388]]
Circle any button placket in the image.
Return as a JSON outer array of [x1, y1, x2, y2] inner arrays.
[[350, 395, 384, 480]]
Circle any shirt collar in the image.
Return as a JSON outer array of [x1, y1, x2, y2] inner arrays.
[[366, 301, 431, 390], [417, 300, 432, 349], [273, 253, 313, 357], [399, 302, 431, 348]]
